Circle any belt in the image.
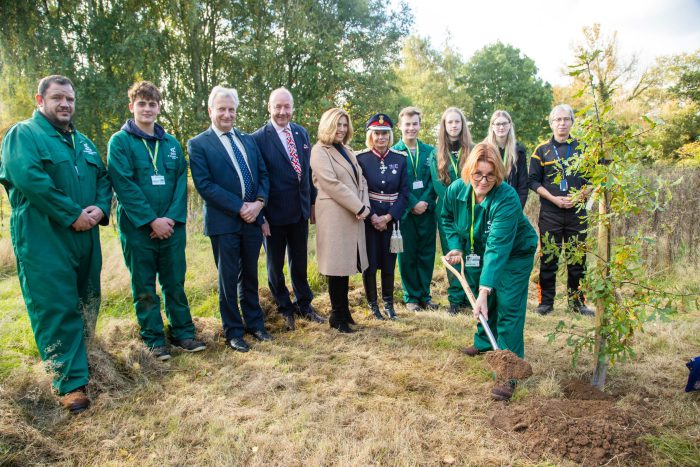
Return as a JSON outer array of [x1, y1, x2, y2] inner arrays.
[[368, 191, 398, 203]]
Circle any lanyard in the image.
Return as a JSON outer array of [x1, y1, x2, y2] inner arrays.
[[406, 145, 419, 178], [142, 139, 160, 174], [551, 143, 571, 162], [470, 189, 476, 254], [449, 151, 459, 181]]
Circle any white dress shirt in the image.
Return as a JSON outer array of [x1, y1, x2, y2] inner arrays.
[[212, 125, 252, 198]]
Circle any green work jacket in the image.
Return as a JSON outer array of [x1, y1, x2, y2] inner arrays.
[[107, 125, 188, 230], [392, 139, 436, 216], [440, 179, 537, 289], [0, 110, 112, 232], [428, 149, 461, 218]]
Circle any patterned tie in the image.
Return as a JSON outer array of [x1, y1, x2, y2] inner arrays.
[[224, 132, 255, 201], [283, 127, 302, 180]]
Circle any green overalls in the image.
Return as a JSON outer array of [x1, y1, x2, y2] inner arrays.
[[441, 179, 537, 358], [0, 110, 112, 395], [107, 122, 194, 348], [428, 151, 468, 307], [393, 139, 437, 304]]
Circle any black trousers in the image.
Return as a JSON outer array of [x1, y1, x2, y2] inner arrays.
[[327, 275, 350, 324], [263, 219, 313, 316], [538, 208, 587, 306]]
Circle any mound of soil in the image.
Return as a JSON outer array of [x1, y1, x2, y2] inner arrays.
[[485, 350, 533, 383], [489, 379, 647, 465]]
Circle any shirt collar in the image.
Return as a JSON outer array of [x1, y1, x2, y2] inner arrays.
[[212, 125, 234, 138], [271, 120, 290, 134]]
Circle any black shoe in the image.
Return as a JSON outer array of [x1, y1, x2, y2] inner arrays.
[[251, 329, 273, 341], [346, 312, 356, 325], [420, 300, 439, 310], [369, 301, 384, 320], [384, 301, 397, 320], [405, 302, 421, 312], [172, 338, 206, 352], [535, 304, 553, 315], [447, 304, 460, 315], [330, 320, 355, 333], [574, 304, 595, 317], [283, 314, 296, 331], [151, 345, 171, 361], [302, 308, 326, 323], [227, 337, 250, 352]]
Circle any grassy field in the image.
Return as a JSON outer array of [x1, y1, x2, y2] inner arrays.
[[1, 218, 699, 466]]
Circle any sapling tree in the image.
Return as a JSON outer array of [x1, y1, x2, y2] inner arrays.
[[544, 47, 677, 388]]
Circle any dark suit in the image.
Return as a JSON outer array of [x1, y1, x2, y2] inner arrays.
[[252, 122, 316, 316], [188, 126, 269, 340]]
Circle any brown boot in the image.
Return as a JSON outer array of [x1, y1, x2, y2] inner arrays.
[[60, 387, 90, 414], [461, 346, 482, 357], [491, 381, 516, 401]]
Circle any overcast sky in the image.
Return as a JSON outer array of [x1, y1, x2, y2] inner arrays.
[[402, 0, 700, 86]]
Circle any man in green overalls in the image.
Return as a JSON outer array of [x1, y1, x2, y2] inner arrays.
[[442, 142, 537, 400], [392, 107, 437, 311], [0, 75, 112, 413], [107, 81, 204, 361]]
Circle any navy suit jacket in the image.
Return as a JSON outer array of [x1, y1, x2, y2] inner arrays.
[[188, 126, 269, 236], [252, 122, 316, 225]]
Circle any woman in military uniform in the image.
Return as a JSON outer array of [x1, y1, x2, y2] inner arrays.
[[429, 107, 473, 314], [356, 114, 408, 320], [442, 142, 538, 400]]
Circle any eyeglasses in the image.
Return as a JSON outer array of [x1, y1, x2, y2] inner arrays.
[[492, 121, 510, 127], [471, 173, 496, 183], [552, 117, 572, 123]]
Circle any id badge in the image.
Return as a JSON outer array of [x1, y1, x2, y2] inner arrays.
[[465, 253, 480, 267], [151, 175, 166, 186], [559, 178, 568, 192], [412, 180, 424, 190]]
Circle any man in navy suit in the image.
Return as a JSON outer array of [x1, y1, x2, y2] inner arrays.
[[252, 88, 323, 331], [188, 85, 272, 352]]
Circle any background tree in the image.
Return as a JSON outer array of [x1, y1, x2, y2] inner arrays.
[[463, 42, 552, 147]]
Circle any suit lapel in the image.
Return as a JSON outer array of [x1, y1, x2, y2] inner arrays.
[[205, 128, 237, 174], [266, 123, 296, 173], [327, 144, 358, 187]]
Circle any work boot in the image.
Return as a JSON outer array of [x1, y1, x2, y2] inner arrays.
[[381, 273, 396, 320], [461, 345, 482, 357], [572, 303, 595, 317], [535, 303, 553, 316], [491, 381, 517, 401], [59, 387, 90, 414]]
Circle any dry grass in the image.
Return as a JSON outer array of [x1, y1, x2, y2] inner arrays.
[[1, 256, 699, 466]]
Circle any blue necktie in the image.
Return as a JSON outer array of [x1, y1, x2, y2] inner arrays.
[[224, 131, 255, 202]]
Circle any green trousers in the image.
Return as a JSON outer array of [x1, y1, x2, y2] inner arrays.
[[465, 255, 533, 359], [16, 227, 101, 395], [437, 222, 468, 306], [120, 223, 194, 347], [398, 211, 436, 303]]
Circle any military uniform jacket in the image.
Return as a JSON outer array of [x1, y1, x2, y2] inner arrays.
[[107, 120, 188, 230], [0, 110, 112, 231], [392, 139, 436, 218], [356, 148, 409, 221], [441, 179, 537, 289], [528, 137, 587, 211]]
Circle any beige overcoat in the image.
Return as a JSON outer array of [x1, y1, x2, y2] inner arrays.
[[310, 143, 369, 276]]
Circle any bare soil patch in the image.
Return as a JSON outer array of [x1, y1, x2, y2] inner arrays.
[[484, 349, 533, 383], [489, 379, 649, 465]]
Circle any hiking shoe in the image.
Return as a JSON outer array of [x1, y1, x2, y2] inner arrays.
[[461, 345, 482, 357], [491, 381, 516, 401], [420, 300, 439, 310], [405, 302, 421, 312], [59, 387, 90, 414], [227, 337, 250, 352], [574, 304, 595, 317], [535, 304, 553, 316], [151, 345, 172, 361], [172, 338, 206, 352]]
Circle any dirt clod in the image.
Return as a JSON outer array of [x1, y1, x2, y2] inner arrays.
[[562, 378, 612, 400], [484, 350, 533, 383]]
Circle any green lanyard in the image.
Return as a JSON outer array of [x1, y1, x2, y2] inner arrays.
[[470, 189, 476, 254], [142, 139, 160, 175], [449, 151, 459, 181], [407, 145, 420, 178]]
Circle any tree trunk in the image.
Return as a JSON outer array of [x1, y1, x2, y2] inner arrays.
[[592, 188, 610, 389]]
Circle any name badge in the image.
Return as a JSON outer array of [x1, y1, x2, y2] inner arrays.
[[151, 175, 166, 186], [412, 180, 424, 190], [559, 178, 568, 192], [465, 254, 480, 267]]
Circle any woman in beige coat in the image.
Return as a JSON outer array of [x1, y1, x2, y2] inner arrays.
[[311, 108, 370, 333]]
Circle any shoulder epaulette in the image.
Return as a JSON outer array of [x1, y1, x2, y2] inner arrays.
[[392, 148, 408, 157]]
